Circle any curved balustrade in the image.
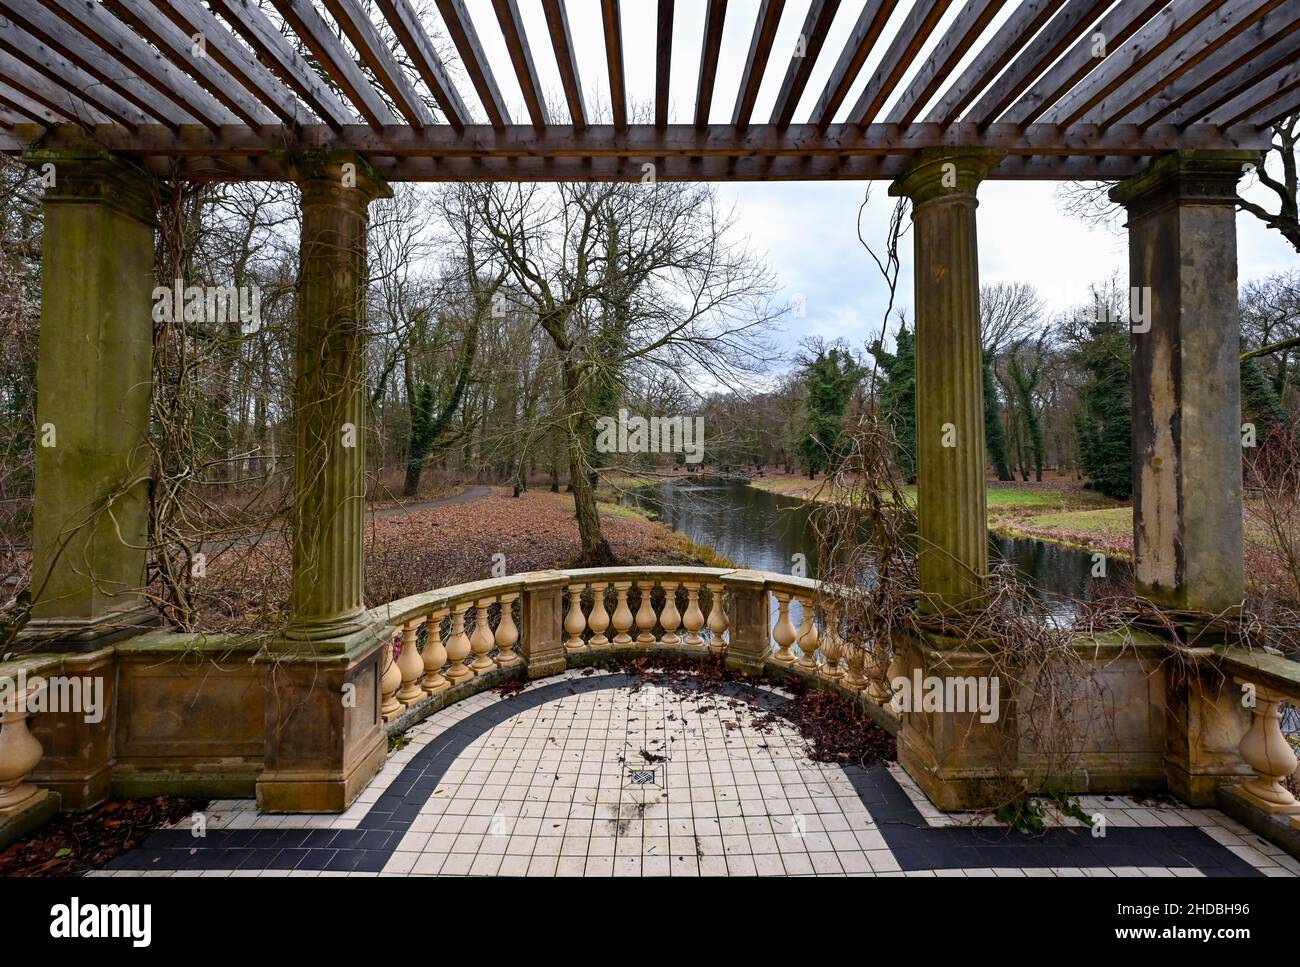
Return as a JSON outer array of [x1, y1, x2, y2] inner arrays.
[[366, 566, 898, 722]]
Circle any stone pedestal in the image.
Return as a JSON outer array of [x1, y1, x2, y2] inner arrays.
[[721, 570, 769, 675], [893, 632, 1009, 810], [255, 637, 387, 813], [21, 145, 159, 650], [890, 148, 1003, 615], [520, 572, 568, 678], [1163, 661, 1254, 805], [1110, 150, 1258, 622]]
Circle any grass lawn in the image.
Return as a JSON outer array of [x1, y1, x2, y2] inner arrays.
[[749, 476, 1118, 514]]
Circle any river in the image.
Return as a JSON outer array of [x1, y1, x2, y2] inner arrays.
[[621, 478, 1132, 618]]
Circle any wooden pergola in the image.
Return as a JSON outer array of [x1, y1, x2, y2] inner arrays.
[[6, 1, 1296, 814], [0, 0, 1293, 180]]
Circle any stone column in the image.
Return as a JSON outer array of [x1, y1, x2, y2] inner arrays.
[[721, 570, 769, 675], [22, 145, 158, 647], [519, 572, 568, 678], [257, 153, 390, 812], [889, 148, 1003, 615], [1110, 151, 1257, 624], [279, 152, 390, 651]]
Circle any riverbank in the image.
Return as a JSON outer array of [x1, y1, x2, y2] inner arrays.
[[199, 487, 734, 630], [746, 473, 1124, 552]]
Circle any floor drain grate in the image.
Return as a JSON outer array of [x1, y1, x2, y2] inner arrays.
[[629, 769, 655, 785]]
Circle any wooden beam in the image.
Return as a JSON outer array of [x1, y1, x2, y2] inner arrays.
[[434, 0, 511, 127], [1166, 17, 1300, 125], [0, 82, 71, 126], [1128, 1, 1300, 127], [601, 0, 626, 131], [1206, 57, 1300, 127], [323, 0, 435, 127], [967, 0, 1113, 126], [133, 152, 1161, 183], [15, 121, 1270, 159], [809, 0, 896, 131], [152, 0, 308, 127], [887, 0, 1006, 125], [770, 0, 840, 128], [696, 0, 728, 128], [655, 0, 674, 128], [491, 0, 549, 127], [1246, 85, 1300, 128], [269, 0, 395, 129], [1075, 0, 1286, 127], [105, 0, 278, 128], [999, 0, 1169, 125], [849, 0, 954, 127], [373, 0, 470, 131], [40, 0, 237, 130], [1042, 0, 1238, 128], [0, 0, 196, 129], [206, 0, 355, 129], [0, 52, 112, 126], [733, 0, 785, 130], [542, 0, 586, 130], [0, 13, 156, 130], [926, 0, 1065, 126]]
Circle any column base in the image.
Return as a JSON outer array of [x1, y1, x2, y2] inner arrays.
[[17, 605, 160, 654], [893, 634, 1011, 811], [0, 788, 58, 851], [255, 623, 388, 813]]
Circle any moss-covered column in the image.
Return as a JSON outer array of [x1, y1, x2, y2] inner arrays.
[[890, 149, 1004, 615], [279, 152, 390, 651], [23, 146, 158, 647], [1110, 151, 1257, 624]]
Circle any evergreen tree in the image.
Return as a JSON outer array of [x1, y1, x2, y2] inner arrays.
[[983, 350, 1013, 480], [798, 342, 866, 477], [1073, 313, 1132, 499], [869, 325, 917, 483]]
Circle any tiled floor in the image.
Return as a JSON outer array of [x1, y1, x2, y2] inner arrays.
[[93, 669, 1299, 877]]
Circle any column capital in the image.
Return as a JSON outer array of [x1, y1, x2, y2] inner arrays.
[[23, 143, 156, 227], [1109, 149, 1260, 218], [284, 150, 392, 206], [888, 147, 1005, 207]]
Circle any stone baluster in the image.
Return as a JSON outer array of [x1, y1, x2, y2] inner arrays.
[[635, 581, 657, 646], [422, 607, 450, 694], [396, 616, 427, 706], [842, 637, 867, 692], [864, 642, 892, 702], [659, 581, 682, 648], [587, 583, 611, 649], [495, 593, 520, 667], [380, 637, 403, 721], [611, 582, 634, 646], [681, 582, 706, 650], [444, 602, 473, 684], [820, 606, 843, 681], [705, 582, 727, 655], [1232, 680, 1300, 817], [774, 592, 798, 664], [0, 682, 49, 816], [564, 584, 587, 653], [470, 599, 496, 674], [794, 596, 819, 674]]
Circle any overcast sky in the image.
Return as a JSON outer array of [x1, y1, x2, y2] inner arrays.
[[446, 0, 1299, 359]]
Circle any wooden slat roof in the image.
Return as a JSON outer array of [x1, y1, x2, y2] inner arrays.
[[1, 0, 1285, 181]]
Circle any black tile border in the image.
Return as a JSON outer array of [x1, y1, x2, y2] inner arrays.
[[106, 672, 1263, 877]]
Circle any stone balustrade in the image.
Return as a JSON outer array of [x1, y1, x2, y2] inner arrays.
[[1220, 650, 1300, 830]]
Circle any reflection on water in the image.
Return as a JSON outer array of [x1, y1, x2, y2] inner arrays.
[[621, 479, 1132, 620]]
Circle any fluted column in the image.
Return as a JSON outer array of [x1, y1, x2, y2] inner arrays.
[[281, 152, 390, 649], [1110, 151, 1256, 620], [890, 149, 1003, 615]]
